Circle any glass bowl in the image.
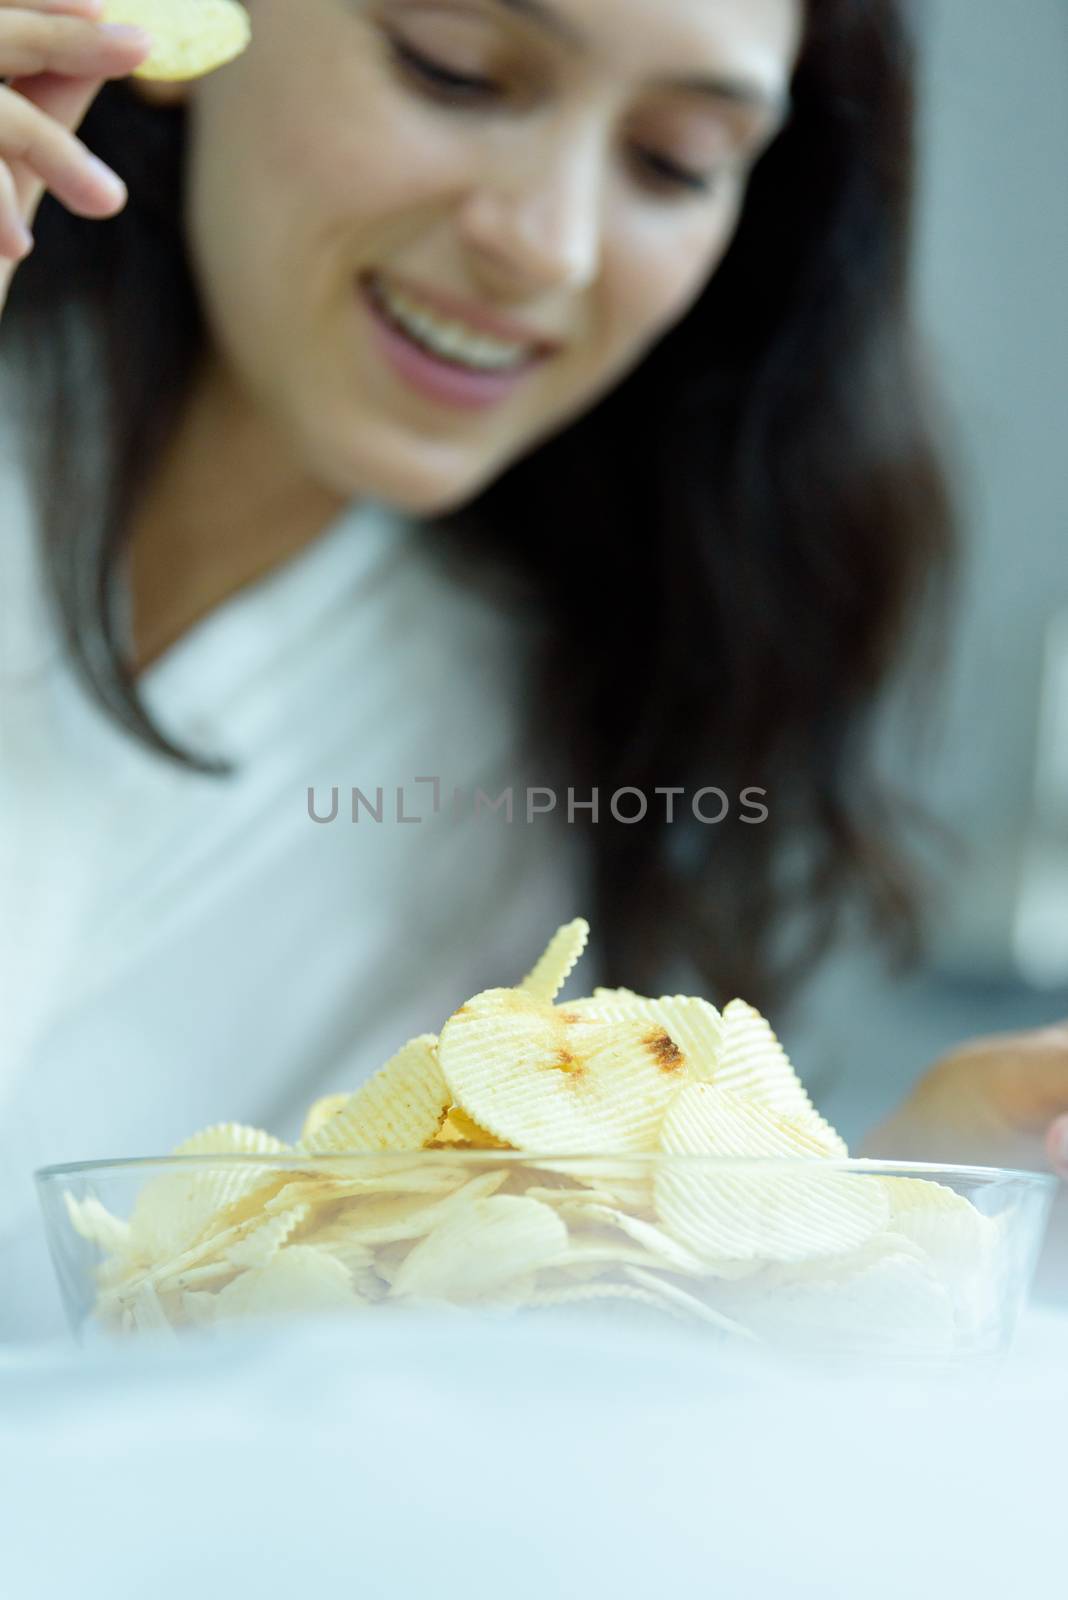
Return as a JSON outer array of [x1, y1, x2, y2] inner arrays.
[[36, 1153, 1055, 1366]]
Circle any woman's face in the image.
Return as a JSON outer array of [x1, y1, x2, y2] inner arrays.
[[185, 0, 801, 513]]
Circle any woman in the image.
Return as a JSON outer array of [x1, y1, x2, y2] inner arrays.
[[0, 0, 1063, 1337]]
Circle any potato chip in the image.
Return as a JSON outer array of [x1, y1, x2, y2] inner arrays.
[[660, 1080, 844, 1162], [655, 1085, 888, 1262], [316, 1169, 509, 1250], [159, 1259, 237, 1293], [719, 1242, 957, 1357], [878, 1177, 1000, 1331], [438, 988, 688, 1153], [301, 1036, 448, 1154], [126, 1279, 178, 1338], [123, 1177, 247, 1268], [300, 1094, 351, 1145], [525, 1281, 693, 1320], [180, 1289, 220, 1328], [567, 993, 724, 1082], [518, 918, 590, 1004], [426, 1105, 513, 1150], [554, 1202, 709, 1276], [622, 1267, 761, 1338], [102, 0, 251, 82], [215, 1246, 361, 1320], [709, 1001, 844, 1150], [173, 1123, 289, 1158], [296, 1224, 386, 1300], [225, 1205, 309, 1271], [64, 1194, 133, 1256], [390, 1195, 568, 1302]]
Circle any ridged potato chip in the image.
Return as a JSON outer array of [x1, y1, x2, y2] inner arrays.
[[519, 918, 590, 1004], [426, 1105, 513, 1150], [880, 1177, 1000, 1330], [103, 0, 251, 81], [711, 1001, 844, 1147], [655, 1084, 888, 1262], [64, 1194, 133, 1256], [567, 993, 724, 1082], [438, 988, 688, 1153], [390, 1195, 567, 1302], [526, 1281, 694, 1320], [315, 1169, 509, 1250], [300, 1094, 351, 1144], [215, 1246, 360, 1320], [225, 1205, 309, 1271], [720, 1240, 957, 1356], [302, 1036, 448, 1154], [554, 1202, 709, 1276], [173, 1123, 289, 1158], [119, 1123, 291, 1268]]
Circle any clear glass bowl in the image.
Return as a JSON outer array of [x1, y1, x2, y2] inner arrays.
[[36, 1153, 1055, 1366]]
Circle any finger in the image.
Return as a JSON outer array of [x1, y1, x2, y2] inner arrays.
[[0, 1, 104, 16], [3, 71, 114, 220], [0, 156, 33, 258], [1045, 1115, 1068, 1180], [0, 81, 128, 220], [0, 13, 151, 80]]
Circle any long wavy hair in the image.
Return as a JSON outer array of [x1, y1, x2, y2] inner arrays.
[[3, 0, 955, 1013]]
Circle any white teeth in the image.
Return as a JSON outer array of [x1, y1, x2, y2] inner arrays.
[[372, 276, 533, 372]]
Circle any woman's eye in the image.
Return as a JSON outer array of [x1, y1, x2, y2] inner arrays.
[[631, 147, 717, 197], [387, 36, 501, 103]]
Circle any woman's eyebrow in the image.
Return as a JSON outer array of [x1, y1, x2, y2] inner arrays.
[[492, 0, 788, 114]]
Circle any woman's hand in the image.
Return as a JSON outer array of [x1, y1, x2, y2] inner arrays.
[[861, 1020, 1068, 1175], [862, 1021, 1068, 1302], [0, 0, 151, 309]]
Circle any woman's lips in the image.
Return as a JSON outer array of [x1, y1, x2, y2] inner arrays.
[[358, 273, 552, 413]]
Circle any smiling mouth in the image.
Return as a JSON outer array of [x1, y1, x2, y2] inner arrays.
[[361, 271, 550, 375]]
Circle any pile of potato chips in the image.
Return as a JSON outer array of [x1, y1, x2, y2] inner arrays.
[[65, 920, 1004, 1357]]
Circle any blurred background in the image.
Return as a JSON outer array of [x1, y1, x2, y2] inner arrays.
[[788, 0, 1068, 1140]]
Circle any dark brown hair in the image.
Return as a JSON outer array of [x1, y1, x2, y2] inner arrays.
[[3, 0, 954, 1013]]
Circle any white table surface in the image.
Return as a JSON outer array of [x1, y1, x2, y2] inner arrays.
[[1, 1307, 1063, 1598]]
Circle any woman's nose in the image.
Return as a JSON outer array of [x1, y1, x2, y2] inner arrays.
[[457, 136, 606, 299]]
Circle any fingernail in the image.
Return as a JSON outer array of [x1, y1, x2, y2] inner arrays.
[[85, 153, 127, 202], [98, 23, 153, 49]]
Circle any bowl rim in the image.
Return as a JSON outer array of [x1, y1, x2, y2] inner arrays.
[[33, 1153, 1059, 1190]]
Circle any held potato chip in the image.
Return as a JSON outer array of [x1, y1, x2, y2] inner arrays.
[[301, 1035, 448, 1154], [437, 987, 688, 1153], [103, 0, 251, 81], [519, 917, 590, 1004]]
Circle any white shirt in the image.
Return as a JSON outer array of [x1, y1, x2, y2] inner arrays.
[[0, 416, 596, 1342]]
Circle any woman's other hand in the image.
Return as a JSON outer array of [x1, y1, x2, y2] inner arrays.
[[862, 1021, 1068, 1174], [863, 1022, 1068, 1301], [0, 0, 151, 309]]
